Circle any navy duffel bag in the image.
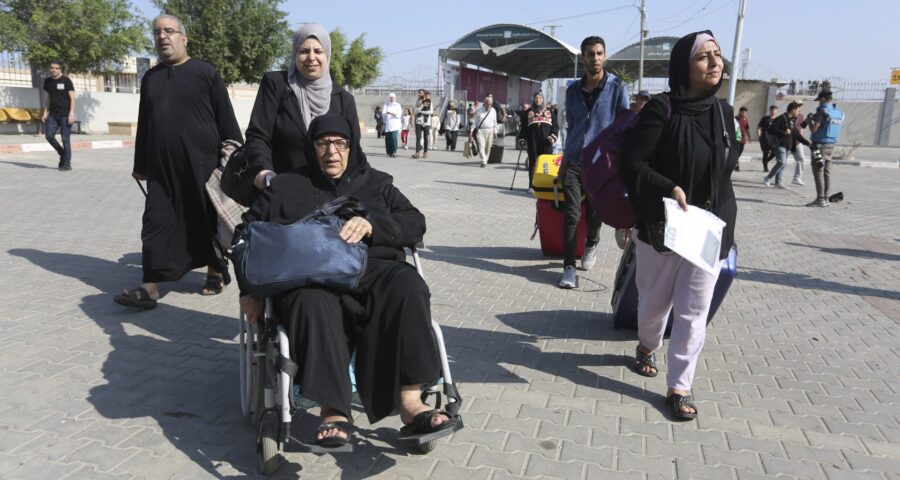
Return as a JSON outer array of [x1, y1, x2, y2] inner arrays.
[[231, 196, 368, 298]]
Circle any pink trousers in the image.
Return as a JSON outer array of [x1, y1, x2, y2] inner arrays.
[[634, 236, 722, 391]]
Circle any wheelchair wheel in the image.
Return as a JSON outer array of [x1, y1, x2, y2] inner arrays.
[[258, 413, 280, 475]]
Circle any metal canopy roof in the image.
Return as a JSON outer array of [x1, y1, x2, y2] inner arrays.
[[439, 24, 583, 81], [606, 36, 732, 79]]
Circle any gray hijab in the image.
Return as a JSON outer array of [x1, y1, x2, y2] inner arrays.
[[287, 23, 333, 129]]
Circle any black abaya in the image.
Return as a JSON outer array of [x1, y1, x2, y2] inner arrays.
[[237, 135, 440, 423], [133, 59, 243, 283], [523, 106, 558, 179]]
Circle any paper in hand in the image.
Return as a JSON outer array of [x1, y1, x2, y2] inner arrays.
[[662, 198, 726, 275]]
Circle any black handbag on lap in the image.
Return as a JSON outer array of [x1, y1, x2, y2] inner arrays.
[[231, 196, 369, 298]]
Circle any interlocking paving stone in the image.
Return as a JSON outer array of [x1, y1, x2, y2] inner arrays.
[[1, 137, 898, 478]]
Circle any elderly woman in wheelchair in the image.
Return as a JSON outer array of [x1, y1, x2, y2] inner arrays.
[[235, 114, 461, 460]]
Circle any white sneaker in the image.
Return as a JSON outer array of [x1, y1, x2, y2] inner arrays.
[[792, 178, 805, 186], [558, 265, 578, 289], [526, 188, 534, 194], [763, 177, 772, 187], [581, 244, 598, 271]]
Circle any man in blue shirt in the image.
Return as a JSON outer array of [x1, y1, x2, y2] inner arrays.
[[558, 36, 630, 288]]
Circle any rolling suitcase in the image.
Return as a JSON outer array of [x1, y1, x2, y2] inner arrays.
[[531, 154, 564, 201], [535, 199, 586, 257], [488, 144, 504, 164], [611, 240, 737, 335]]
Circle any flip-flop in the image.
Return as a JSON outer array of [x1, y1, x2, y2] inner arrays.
[[114, 287, 158, 310], [399, 409, 457, 437], [200, 275, 224, 296], [314, 421, 353, 448]]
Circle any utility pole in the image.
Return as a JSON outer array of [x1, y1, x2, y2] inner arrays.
[[544, 25, 562, 103], [727, 0, 747, 105], [638, 0, 647, 92]]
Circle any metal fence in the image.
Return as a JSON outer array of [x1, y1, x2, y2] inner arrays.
[[1, 51, 142, 93], [778, 78, 895, 102]]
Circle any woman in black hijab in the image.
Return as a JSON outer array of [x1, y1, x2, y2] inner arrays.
[[521, 91, 559, 186], [620, 31, 738, 420], [238, 114, 458, 446]]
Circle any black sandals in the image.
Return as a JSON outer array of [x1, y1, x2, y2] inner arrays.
[[315, 421, 353, 448], [667, 393, 698, 420], [113, 287, 158, 310], [632, 347, 659, 377], [200, 275, 224, 295]]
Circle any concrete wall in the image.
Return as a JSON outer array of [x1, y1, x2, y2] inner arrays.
[[772, 98, 900, 147], [8, 82, 896, 146], [1, 85, 255, 135]]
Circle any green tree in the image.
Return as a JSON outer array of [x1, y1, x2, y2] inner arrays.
[[154, 0, 290, 85], [328, 28, 347, 87], [0, 0, 147, 86], [325, 27, 381, 90]]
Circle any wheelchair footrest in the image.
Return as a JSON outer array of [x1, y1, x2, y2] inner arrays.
[[283, 434, 355, 454], [396, 416, 464, 446]]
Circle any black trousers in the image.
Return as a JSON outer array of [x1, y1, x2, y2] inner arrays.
[[275, 258, 440, 423], [561, 161, 602, 267], [761, 141, 775, 171], [445, 131, 458, 150]]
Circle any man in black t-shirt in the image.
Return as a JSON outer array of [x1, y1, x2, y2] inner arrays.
[[42, 61, 76, 171], [756, 105, 778, 172]]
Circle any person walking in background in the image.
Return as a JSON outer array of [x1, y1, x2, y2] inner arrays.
[[413, 89, 426, 151], [413, 97, 433, 159], [430, 110, 440, 149], [465, 102, 479, 158], [734, 106, 750, 172], [757, 105, 778, 172], [620, 30, 738, 420], [374, 105, 384, 139], [558, 36, 630, 289], [401, 108, 412, 149], [473, 94, 498, 167], [764, 102, 809, 188], [114, 14, 243, 310], [382, 93, 402, 158], [42, 61, 76, 171], [789, 100, 808, 185], [443, 100, 460, 151], [522, 91, 558, 186]]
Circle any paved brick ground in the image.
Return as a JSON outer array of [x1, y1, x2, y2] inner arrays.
[[0, 134, 898, 479]]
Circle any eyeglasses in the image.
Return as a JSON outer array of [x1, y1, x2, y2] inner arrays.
[[314, 138, 350, 151], [152, 27, 182, 38]]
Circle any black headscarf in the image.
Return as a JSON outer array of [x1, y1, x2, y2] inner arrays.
[[306, 113, 368, 185], [664, 30, 727, 204]]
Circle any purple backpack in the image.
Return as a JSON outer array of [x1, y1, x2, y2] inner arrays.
[[582, 98, 671, 229], [581, 109, 640, 229]]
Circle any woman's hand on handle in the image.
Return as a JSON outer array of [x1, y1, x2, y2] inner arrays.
[[671, 186, 689, 212], [240, 295, 265, 324], [339, 216, 373, 244]]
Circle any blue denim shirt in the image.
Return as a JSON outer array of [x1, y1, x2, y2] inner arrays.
[[563, 72, 630, 165]]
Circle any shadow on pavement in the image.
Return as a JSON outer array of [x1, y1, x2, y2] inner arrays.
[[7, 248, 288, 478], [0, 160, 55, 169], [438, 311, 670, 417], [739, 266, 900, 300], [784, 242, 900, 262]]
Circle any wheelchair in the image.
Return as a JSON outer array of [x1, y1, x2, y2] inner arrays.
[[237, 243, 463, 475]]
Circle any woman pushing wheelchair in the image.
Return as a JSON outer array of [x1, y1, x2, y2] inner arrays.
[[236, 114, 459, 449]]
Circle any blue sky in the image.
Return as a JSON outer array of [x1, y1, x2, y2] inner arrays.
[[134, 0, 897, 84]]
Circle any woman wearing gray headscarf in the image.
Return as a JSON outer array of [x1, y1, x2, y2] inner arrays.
[[245, 23, 360, 193]]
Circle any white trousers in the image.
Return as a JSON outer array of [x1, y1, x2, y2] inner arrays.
[[476, 128, 495, 165], [634, 236, 722, 391]]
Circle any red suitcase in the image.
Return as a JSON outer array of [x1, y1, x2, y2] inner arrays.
[[535, 199, 586, 257]]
